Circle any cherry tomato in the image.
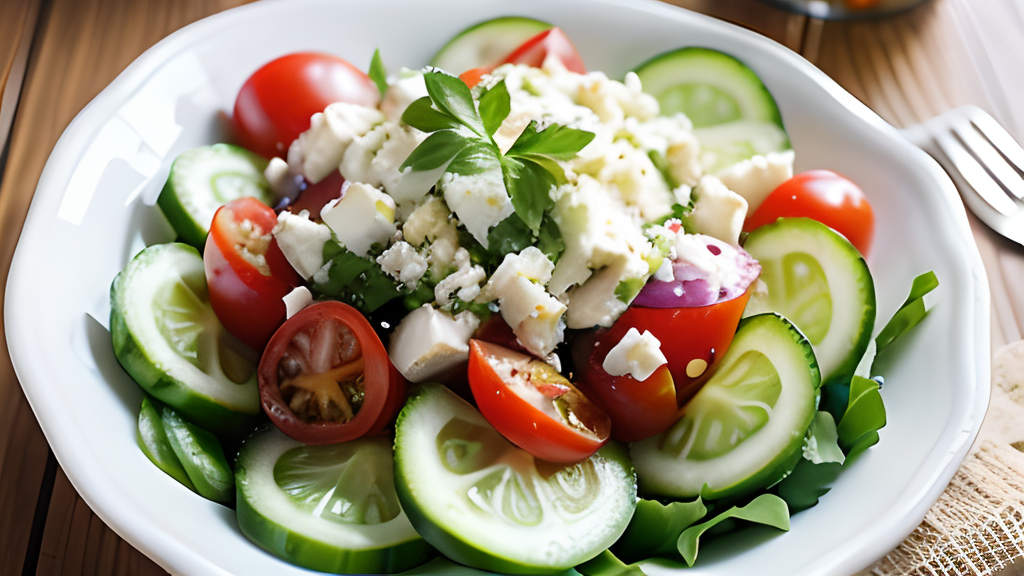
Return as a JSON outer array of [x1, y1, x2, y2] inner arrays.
[[499, 28, 586, 74], [459, 67, 488, 89], [744, 170, 875, 256], [258, 301, 406, 445], [587, 288, 753, 420], [286, 169, 345, 221], [472, 314, 529, 355], [573, 332, 678, 443], [204, 197, 301, 351], [467, 340, 610, 463], [232, 52, 380, 159]]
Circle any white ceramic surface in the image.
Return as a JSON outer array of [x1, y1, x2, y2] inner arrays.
[[5, 0, 990, 575]]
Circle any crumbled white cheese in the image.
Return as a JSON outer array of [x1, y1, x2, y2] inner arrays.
[[440, 169, 514, 248], [264, 157, 300, 202], [320, 182, 396, 257], [716, 150, 795, 213], [282, 286, 313, 319], [480, 247, 566, 357], [380, 69, 428, 123], [687, 175, 748, 246], [272, 210, 331, 279], [564, 261, 630, 329], [340, 123, 446, 208], [434, 248, 486, 306], [602, 327, 668, 382], [287, 103, 385, 183], [376, 240, 427, 286], [402, 196, 456, 247], [388, 304, 480, 382]]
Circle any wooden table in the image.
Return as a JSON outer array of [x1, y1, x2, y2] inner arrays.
[[1, 0, 1021, 574]]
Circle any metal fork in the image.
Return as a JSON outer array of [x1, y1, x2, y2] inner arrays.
[[901, 105, 1024, 247]]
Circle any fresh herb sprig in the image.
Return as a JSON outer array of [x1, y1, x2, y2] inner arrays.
[[401, 69, 594, 233]]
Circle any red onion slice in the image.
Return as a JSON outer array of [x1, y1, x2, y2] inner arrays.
[[633, 234, 760, 308]]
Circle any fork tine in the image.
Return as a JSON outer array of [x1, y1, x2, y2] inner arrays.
[[966, 105, 1024, 180], [953, 117, 1024, 201], [933, 129, 1019, 217]]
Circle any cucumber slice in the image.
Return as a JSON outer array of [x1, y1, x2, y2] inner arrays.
[[430, 16, 552, 74], [157, 144, 273, 248], [631, 313, 820, 500], [633, 47, 783, 128], [235, 426, 431, 574], [394, 384, 636, 574], [693, 119, 791, 174], [136, 396, 195, 491], [633, 47, 790, 172], [743, 217, 876, 386], [158, 400, 234, 504], [110, 243, 260, 436]]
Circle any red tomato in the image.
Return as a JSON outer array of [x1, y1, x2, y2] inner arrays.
[[744, 170, 875, 256], [258, 301, 406, 445], [286, 169, 345, 221], [573, 332, 678, 442], [499, 28, 586, 74], [459, 67, 488, 89], [468, 340, 610, 463], [232, 52, 380, 159], [472, 314, 529, 355], [583, 288, 753, 427], [204, 197, 301, 351]]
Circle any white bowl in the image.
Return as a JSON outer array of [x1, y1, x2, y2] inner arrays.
[[5, 0, 989, 574]]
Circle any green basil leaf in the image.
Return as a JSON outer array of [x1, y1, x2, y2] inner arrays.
[[478, 79, 511, 138], [775, 458, 843, 513], [612, 498, 707, 563], [837, 375, 886, 456], [503, 157, 554, 233], [506, 120, 595, 160], [368, 49, 388, 100], [575, 550, 647, 576], [400, 130, 467, 172], [537, 214, 565, 262], [875, 271, 939, 354], [401, 96, 462, 133], [311, 240, 403, 313], [486, 213, 534, 260], [677, 494, 790, 567], [423, 69, 486, 137], [446, 140, 501, 176]]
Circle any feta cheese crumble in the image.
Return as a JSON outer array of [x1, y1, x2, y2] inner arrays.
[[602, 327, 668, 382]]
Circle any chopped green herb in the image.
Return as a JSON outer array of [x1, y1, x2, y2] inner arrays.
[[677, 494, 790, 566], [368, 49, 388, 99]]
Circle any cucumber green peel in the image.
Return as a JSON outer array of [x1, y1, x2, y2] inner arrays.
[[235, 426, 432, 574]]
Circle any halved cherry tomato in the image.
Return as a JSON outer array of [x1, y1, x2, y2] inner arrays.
[[584, 288, 753, 421], [472, 314, 529, 355], [573, 332, 678, 443], [232, 52, 380, 159], [467, 340, 610, 463], [499, 28, 586, 74], [744, 169, 875, 256], [459, 67, 489, 89], [204, 197, 301, 351], [258, 301, 406, 445]]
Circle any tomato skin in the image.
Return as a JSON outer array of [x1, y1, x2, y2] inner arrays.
[[573, 333, 679, 443], [459, 67, 488, 89], [499, 28, 586, 74], [205, 197, 301, 351], [286, 169, 345, 220], [259, 301, 406, 445], [744, 170, 875, 256], [232, 52, 380, 159], [586, 288, 753, 422], [468, 340, 610, 463]]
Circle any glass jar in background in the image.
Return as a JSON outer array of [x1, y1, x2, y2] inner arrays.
[[761, 0, 932, 19]]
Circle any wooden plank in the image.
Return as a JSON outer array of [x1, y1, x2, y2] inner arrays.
[[0, 0, 41, 153], [666, 0, 808, 51], [0, 0, 252, 574]]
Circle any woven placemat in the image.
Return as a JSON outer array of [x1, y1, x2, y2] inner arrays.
[[863, 341, 1024, 576]]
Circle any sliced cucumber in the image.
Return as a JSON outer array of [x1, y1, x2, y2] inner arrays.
[[633, 47, 790, 173], [157, 144, 273, 248], [634, 47, 783, 128], [743, 217, 876, 387], [430, 16, 552, 74], [235, 426, 431, 574], [137, 396, 195, 491], [631, 313, 819, 500], [159, 400, 235, 504], [110, 243, 260, 436], [394, 384, 636, 574]]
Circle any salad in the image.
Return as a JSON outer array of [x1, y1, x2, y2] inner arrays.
[[108, 16, 937, 575]]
